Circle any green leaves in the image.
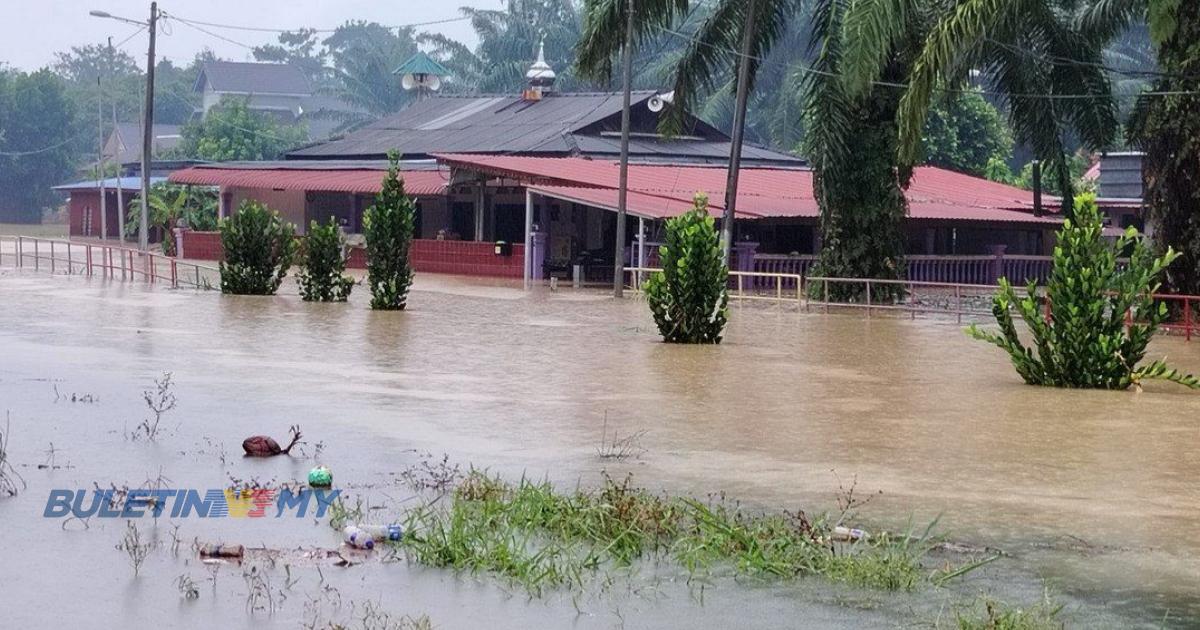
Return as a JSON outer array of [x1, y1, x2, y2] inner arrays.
[[969, 193, 1199, 390], [297, 218, 355, 302], [363, 152, 416, 311], [644, 193, 729, 344], [218, 200, 298, 296]]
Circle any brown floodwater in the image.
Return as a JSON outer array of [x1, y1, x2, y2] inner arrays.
[[0, 268, 1196, 628]]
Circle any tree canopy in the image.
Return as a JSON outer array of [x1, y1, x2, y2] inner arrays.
[[177, 98, 308, 161], [0, 68, 80, 223]]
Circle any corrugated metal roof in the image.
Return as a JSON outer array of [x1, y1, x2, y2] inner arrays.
[[53, 176, 168, 192], [169, 168, 448, 196], [445, 154, 1064, 224], [196, 61, 311, 95], [287, 91, 801, 165]]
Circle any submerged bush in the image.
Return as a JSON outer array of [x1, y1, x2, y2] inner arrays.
[[644, 193, 728, 343], [968, 194, 1199, 389], [297, 218, 354, 302], [218, 200, 297, 295], [364, 152, 416, 310]]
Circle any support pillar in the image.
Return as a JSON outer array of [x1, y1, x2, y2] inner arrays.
[[988, 244, 1007, 284], [474, 175, 486, 241], [524, 189, 534, 288], [530, 231, 548, 281]]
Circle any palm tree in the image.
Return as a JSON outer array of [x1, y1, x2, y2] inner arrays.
[[838, 0, 1119, 211], [1079, 0, 1200, 296], [420, 0, 585, 94]]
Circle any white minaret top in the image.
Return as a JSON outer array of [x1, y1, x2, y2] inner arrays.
[[526, 39, 557, 91]]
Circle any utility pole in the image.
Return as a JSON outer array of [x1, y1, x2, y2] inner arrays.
[[110, 37, 124, 243], [612, 0, 635, 298], [98, 74, 108, 241], [722, 0, 759, 265], [138, 1, 158, 252]]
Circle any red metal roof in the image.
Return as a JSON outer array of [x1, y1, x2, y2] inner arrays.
[[169, 167, 449, 196], [443, 154, 1063, 225]]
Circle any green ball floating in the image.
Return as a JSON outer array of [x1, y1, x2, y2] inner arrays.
[[308, 465, 333, 488]]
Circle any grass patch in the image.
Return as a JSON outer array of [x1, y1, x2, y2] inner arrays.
[[952, 594, 1065, 629], [394, 471, 952, 596]]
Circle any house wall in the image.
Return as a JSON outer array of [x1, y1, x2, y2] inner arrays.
[[202, 88, 304, 118], [68, 190, 136, 239], [228, 187, 307, 233]]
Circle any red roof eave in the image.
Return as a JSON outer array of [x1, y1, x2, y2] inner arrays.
[[168, 167, 449, 196]]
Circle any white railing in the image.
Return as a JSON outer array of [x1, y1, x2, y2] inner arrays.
[[625, 267, 805, 304]]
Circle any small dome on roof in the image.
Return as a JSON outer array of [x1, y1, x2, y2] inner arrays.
[[526, 40, 556, 88]]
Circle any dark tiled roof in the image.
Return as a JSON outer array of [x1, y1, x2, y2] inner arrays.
[[286, 91, 801, 165], [196, 61, 312, 95]]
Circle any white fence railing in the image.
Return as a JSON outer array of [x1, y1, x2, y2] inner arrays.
[[0, 235, 218, 289]]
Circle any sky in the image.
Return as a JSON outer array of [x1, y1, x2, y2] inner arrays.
[[0, 0, 493, 71]]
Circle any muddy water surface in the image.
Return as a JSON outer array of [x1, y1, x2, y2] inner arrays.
[[0, 269, 1197, 628]]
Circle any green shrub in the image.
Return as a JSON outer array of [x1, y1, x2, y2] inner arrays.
[[968, 194, 1199, 389], [643, 193, 728, 344], [218, 200, 297, 295], [364, 152, 415, 310], [297, 217, 354, 302]]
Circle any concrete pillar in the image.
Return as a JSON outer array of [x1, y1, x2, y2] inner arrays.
[[732, 240, 759, 274], [988, 244, 1008, 284], [530, 231, 548, 281], [474, 176, 486, 241], [174, 228, 186, 259]]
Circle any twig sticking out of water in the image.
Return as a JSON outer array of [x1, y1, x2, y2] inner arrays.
[[0, 414, 27, 496], [130, 373, 177, 441], [596, 412, 648, 461], [116, 520, 155, 576]]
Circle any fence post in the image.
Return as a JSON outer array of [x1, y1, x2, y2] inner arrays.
[[17, 236, 23, 268], [33, 239, 39, 271], [49, 241, 55, 274], [823, 279, 829, 314], [865, 279, 872, 318], [67, 242, 72, 274], [1183, 297, 1193, 341], [86, 246, 92, 276], [195, 265, 201, 288], [955, 284, 962, 325]]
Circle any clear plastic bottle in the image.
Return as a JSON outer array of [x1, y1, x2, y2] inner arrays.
[[357, 524, 403, 542], [342, 525, 375, 549]]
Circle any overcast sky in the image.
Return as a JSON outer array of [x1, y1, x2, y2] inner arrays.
[[1, 1, 493, 71]]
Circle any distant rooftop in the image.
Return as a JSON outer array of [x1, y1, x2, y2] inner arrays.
[[195, 61, 312, 96]]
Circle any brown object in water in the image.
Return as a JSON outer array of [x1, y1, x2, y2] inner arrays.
[[242, 425, 302, 457], [199, 543, 245, 559]]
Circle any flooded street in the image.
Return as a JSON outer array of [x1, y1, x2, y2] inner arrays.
[[0, 269, 1197, 628]]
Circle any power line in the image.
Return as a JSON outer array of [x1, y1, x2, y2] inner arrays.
[[165, 14, 257, 51], [0, 134, 82, 157], [162, 13, 471, 35], [651, 24, 1200, 101]]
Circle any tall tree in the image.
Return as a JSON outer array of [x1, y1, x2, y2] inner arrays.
[[421, 0, 586, 94], [53, 43, 144, 127], [877, 0, 1119, 210], [1083, 0, 1200, 296], [318, 21, 419, 129], [253, 29, 329, 85], [0, 69, 80, 223], [177, 98, 307, 161]]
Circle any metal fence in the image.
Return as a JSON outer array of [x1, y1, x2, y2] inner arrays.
[[626, 267, 1196, 340], [0, 235, 218, 290]]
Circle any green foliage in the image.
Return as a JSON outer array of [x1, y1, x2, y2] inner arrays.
[[890, 0, 1119, 212], [954, 593, 1065, 630], [399, 470, 941, 597], [968, 194, 1200, 390], [218, 200, 298, 296], [129, 183, 218, 254], [297, 218, 355, 302], [1126, 0, 1200, 297], [643, 193, 728, 344], [921, 89, 1013, 177], [803, 0, 909, 302], [364, 153, 415, 310], [0, 68, 79, 223], [178, 98, 307, 161]]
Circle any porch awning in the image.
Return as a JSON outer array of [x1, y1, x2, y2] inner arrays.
[[169, 167, 449, 196]]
